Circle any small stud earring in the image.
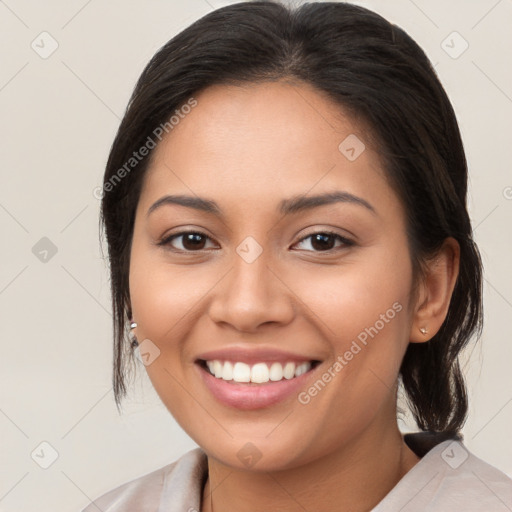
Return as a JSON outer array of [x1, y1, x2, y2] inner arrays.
[[419, 327, 428, 335], [129, 321, 138, 347]]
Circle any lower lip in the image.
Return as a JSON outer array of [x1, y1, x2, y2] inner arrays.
[[197, 363, 318, 410]]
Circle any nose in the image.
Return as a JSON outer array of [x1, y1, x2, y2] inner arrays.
[[207, 250, 296, 333]]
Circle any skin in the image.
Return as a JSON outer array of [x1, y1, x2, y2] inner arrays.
[[129, 80, 460, 512]]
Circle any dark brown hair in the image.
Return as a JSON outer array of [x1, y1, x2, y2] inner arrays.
[[100, 1, 483, 433]]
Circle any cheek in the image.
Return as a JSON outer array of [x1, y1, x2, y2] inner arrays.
[[128, 241, 228, 415], [292, 249, 412, 337], [128, 243, 211, 421], [129, 235, 213, 341], [288, 248, 413, 388]]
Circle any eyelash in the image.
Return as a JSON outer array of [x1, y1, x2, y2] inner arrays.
[[157, 230, 354, 253]]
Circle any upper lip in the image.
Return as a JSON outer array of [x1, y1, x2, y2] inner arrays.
[[195, 346, 322, 365]]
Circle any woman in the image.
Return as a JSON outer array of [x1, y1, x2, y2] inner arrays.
[[84, 1, 512, 510]]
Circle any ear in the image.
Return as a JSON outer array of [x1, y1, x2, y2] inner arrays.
[[409, 237, 460, 343]]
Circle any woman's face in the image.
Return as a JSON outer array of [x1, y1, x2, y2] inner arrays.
[[129, 81, 417, 470]]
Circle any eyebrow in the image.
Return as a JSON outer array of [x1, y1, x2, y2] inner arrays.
[[146, 191, 376, 218]]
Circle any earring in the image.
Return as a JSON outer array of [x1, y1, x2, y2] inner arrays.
[[419, 327, 428, 335], [129, 321, 138, 347]]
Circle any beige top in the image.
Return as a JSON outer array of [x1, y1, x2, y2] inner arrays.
[[82, 433, 512, 511]]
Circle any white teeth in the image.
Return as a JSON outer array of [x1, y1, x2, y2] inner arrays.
[[213, 360, 223, 378], [269, 362, 283, 381], [222, 361, 233, 381], [205, 360, 314, 383], [283, 362, 295, 379], [295, 362, 311, 377], [233, 362, 251, 382], [251, 363, 269, 383]]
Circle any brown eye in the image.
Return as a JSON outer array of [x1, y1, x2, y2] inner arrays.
[[293, 231, 354, 252], [159, 231, 216, 252]]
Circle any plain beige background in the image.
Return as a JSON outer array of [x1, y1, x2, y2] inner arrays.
[[0, 0, 511, 510]]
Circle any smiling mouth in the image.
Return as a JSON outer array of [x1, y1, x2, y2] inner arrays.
[[197, 359, 321, 384]]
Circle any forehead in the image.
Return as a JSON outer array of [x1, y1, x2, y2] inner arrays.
[[155, 80, 363, 169], [138, 80, 398, 220]]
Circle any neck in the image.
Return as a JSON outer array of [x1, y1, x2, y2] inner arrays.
[[201, 422, 420, 512]]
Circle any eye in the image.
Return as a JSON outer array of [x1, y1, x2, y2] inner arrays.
[[158, 229, 353, 253], [158, 231, 217, 252], [292, 231, 354, 252]]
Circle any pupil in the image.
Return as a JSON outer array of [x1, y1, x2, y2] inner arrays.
[[312, 233, 334, 251], [184, 233, 205, 250]]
